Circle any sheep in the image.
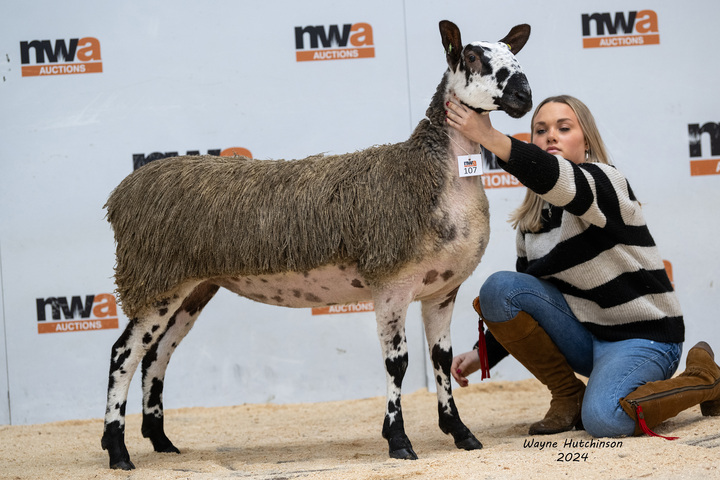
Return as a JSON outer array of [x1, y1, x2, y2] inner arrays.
[[101, 20, 532, 470]]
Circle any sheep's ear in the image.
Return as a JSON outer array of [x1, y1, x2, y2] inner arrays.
[[439, 20, 462, 71], [499, 24, 531, 54]]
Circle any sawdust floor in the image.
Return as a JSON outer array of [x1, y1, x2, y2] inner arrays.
[[1, 379, 719, 480]]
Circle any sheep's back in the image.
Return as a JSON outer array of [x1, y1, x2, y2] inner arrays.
[[106, 144, 445, 317]]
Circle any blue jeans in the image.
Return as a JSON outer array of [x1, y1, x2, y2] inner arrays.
[[479, 271, 682, 437]]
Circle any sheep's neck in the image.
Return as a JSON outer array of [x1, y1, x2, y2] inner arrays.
[[445, 126, 481, 159], [435, 90, 483, 159]]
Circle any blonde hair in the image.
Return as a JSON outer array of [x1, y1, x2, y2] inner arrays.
[[509, 95, 611, 232]]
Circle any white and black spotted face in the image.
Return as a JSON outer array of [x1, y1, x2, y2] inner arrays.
[[440, 21, 532, 118]]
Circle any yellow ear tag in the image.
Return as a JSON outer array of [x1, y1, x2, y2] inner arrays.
[[505, 43, 512, 51], [447, 44, 453, 54]]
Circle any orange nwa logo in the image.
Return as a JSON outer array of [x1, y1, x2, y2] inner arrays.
[[36, 294, 118, 334], [20, 37, 102, 77], [581, 10, 659, 48], [663, 260, 675, 288], [133, 147, 252, 170], [295, 23, 374, 62], [311, 301, 375, 315], [688, 122, 720, 176]]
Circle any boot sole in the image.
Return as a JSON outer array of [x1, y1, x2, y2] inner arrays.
[[701, 398, 720, 416], [528, 418, 583, 435]]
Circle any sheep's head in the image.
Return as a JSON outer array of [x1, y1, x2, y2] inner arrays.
[[440, 21, 532, 119]]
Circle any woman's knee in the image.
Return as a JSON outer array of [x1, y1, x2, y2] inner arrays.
[[478, 271, 519, 322], [581, 398, 635, 438]]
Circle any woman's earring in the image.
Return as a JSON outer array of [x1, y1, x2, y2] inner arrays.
[[585, 150, 589, 160]]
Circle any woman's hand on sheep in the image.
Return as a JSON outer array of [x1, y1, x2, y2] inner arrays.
[[445, 98, 512, 162], [451, 349, 482, 387]]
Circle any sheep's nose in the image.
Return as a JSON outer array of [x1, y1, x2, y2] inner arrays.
[[513, 89, 531, 104]]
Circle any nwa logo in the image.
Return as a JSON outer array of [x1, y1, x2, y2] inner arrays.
[[20, 37, 102, 77], [581, 10, 659, 48], [133, 147, 252, 170], [688, 121, 720, 176], [295, 23, 374, 62], [36, 294, 118, 334], [480, 133, 528, 189]]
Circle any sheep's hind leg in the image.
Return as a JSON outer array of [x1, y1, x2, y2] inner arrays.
[[141, 282, 220, 454], [374, 294, 417, 460], [421, 291, 482, 451], [102, 289, 193, 470]]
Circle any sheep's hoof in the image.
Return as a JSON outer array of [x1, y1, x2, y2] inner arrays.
[[150, 435, 181, 454], [156, 443, 181, 454], [387, 434, 418, 460], [389, 447, 418, 460], [455, 435, 483, 451], [110, 459, 135, 470]]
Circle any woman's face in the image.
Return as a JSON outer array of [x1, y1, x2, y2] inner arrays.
[[531, 102, 588, 164]]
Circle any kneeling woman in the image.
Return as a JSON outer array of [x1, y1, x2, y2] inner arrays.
[[448, 95, 720, 438]]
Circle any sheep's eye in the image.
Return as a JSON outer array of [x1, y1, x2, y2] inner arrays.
[[468, 54, 476, 63]]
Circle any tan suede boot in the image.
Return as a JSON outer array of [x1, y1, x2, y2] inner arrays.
[[619, 341, 720, 439], [482, 308, 585, 435]]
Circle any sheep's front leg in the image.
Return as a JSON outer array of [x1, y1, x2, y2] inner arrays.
[[374, 294, 416, 460], [141, 283, 219, 454], [421, 289, 482, 451]]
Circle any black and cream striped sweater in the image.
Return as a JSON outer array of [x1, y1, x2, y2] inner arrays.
[[498, 137, 684, 343]]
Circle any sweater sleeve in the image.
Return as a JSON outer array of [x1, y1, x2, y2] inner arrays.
[[498, 136, 561, 195], [499, 136, 642, 230]]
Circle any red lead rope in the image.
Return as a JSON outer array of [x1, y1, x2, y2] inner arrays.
[[635, 404, 679, 441], [477, 320, 490, 380], [472, 297, 491, 380]]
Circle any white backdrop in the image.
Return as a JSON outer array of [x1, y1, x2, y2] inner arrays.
[[1, 0, 718, 426]]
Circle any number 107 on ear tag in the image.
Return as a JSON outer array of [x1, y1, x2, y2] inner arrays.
[[457, 154, 483, 177]]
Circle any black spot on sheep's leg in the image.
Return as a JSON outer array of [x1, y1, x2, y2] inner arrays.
[[430, 343, 482, 451], [387, 313, 401, 327], [141, 379, 179, 454], [439, 286, 460, 310], [108, 321, 134, 373], [101, 420, 134, 470], [381, 333, 416, 460], [351, 279, 364, 288], [153, 298, 172, 317]]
